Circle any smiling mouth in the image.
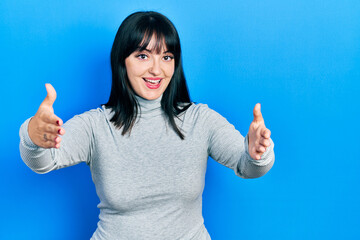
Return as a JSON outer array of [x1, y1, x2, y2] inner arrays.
[[143, 78, 162, 89], [143, 78, 162, 84]]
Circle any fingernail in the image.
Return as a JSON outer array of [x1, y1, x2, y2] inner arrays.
[[58, 129, 61, 134], [57, 120, 60, 125]]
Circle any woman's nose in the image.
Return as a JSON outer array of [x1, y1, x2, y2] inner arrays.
[[149, 59, 161, 75]]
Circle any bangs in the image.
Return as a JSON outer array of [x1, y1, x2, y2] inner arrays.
[[126, 15, 179, 56], [138, 31, 168, 54]]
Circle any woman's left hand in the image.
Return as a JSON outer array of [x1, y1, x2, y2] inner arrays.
[[248, 103, 272, 160]]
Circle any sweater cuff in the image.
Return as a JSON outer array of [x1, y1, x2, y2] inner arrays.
[[19, 117, 39, 149], [244, 134, 274, 167]]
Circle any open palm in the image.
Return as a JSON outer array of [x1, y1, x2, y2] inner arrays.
[[248, 103, 271, 160]]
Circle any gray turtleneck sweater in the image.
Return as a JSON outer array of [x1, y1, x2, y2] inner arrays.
[[19, 96, 275, 240]]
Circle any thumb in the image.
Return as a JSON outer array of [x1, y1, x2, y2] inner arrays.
[[41, 83, 57, 108], [253, 103, 263, 122]]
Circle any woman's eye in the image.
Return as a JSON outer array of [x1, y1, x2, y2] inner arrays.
[[163, 55, 174, 61], [136, 54, 148, 60]]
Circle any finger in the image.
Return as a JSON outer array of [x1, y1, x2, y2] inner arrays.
[[259, 138, 271, 147], [261, 128, 271, 139], [43, 135, 62, 149], [42, 123, 64, 135], [42, 133, 58, 143], [255, 149, 265, 160], [54, 136, 62, 144], [251, 146, 261, 160], [54, 136, 62, 149], [58, 127, 65, 135], [256, 144, 266, 153], [40, 83, 57, 108], [43, 140, 60, 149], [253, 103, 263, 122], [39, 111, 63, 126]]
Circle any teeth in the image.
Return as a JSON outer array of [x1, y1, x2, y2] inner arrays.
[[145, 79, 161, 84]]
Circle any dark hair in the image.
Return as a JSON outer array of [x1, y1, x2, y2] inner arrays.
[[104, 11, 191, 139]]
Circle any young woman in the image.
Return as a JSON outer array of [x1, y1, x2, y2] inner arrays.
[[20, 11, 275, 240]]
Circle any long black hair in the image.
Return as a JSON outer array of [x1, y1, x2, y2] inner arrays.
[[105, 11, 191, 139]]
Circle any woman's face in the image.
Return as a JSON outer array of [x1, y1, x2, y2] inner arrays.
[[125, 36, 175, 100]]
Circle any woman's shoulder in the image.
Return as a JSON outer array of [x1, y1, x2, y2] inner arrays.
[[69, 105, 111, 123], [62, 106, 116, 133], [187, 101, 219, 113], [182, 102, 219, 121]]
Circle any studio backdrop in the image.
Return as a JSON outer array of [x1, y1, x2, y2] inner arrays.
[[1, 0, 360, 239]]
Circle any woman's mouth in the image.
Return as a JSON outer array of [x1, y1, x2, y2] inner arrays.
[[143, 78, 162, 89]]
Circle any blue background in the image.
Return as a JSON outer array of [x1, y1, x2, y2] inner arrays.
[[1, 0, 360, 239]]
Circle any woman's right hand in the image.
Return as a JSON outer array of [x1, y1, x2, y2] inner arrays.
[[28, 84, 65, 148]]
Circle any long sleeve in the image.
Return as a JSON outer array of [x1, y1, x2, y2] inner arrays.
[[203, 105, 275, 179], [19, 109, 100, 174]]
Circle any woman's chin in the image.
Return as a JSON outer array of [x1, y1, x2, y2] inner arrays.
[[137, 91, 162, 100]]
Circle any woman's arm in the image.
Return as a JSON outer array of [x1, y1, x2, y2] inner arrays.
[[204, 105, 275, 179], [19, 84, 96, 174]]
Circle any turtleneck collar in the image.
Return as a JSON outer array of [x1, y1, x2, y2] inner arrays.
[[135, 94, 163, 118]]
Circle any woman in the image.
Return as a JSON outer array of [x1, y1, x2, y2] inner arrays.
[[20, 11, 275, 240]]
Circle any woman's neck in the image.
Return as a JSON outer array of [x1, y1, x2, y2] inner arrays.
[[135, 95, 163, 118]]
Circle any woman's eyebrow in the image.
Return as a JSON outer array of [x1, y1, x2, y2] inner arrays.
[[138, 48, 172, 54], [135, 47, 151, 52]]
